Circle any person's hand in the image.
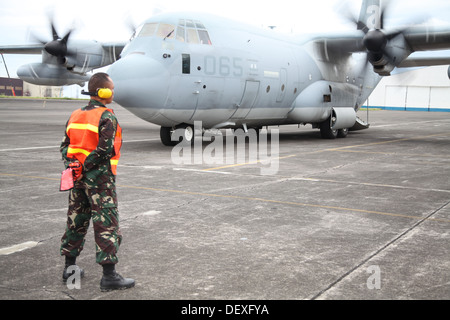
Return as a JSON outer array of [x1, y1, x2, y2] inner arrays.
[[69, 162, 83, 181]]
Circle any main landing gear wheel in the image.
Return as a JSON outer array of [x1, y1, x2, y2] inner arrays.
[[320, 116, 338, 139], [160, 124, 195, 146], [320, 116, 348, 139], [337, 128, 349, 138]]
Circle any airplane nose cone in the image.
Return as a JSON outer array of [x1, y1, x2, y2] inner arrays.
[[108, 54, 169, 119]]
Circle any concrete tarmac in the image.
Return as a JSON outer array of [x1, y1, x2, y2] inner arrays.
[[0, 98, 449, 301]]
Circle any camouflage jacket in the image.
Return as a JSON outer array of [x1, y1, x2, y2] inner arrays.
[[61, 100, 119, 189]]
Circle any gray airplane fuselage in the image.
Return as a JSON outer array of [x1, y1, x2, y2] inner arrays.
[[108, 12, 381, 130]]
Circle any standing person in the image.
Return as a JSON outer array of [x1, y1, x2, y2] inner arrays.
[[60, 72, 135, 291]]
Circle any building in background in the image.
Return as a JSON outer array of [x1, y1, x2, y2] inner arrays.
[[0, 77, 23, 96], [23, 82, 63, 98], [367, 65, 450, 112], [0, 77, 63, 97]]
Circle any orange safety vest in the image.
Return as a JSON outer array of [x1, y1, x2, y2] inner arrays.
[[66, 107, 122, 175]]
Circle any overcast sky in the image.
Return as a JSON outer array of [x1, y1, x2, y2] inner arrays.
[[0, 0, 449, 80]]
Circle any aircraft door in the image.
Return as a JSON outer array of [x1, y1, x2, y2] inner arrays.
[[232, 80, 260, 119], [164, 54, 199, 122]]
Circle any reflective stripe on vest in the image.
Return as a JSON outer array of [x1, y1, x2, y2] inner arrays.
[[66, 107, 122, 175], [66, 123, 99, 133]]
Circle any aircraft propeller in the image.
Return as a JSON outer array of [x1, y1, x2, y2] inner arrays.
[[340, 1, 428, 71], [44, 23, 73, 64], [344, 1, 401, 65], [30, 14, 76, 65]]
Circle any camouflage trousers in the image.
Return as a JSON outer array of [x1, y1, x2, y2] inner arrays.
[[60, 187, 122, 265]]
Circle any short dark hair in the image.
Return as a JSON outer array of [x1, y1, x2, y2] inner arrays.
[[88, 72, 112, 93]]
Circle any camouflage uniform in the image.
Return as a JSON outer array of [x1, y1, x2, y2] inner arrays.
[[60, 100, 122, 265]]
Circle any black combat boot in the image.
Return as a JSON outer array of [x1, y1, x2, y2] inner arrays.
[[62, 256, 85, 282], [100, 264, 135, 292]]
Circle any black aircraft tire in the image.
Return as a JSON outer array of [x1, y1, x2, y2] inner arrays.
[[177, 124, 195, 146], [320, 119, 338, 139], [337, 128, 349, 138], [160, 127, 177, 146]]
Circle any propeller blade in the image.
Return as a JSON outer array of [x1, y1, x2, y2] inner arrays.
[[51, 22, 59, 41], [62, 29, 72, 44], [40, 14, 76, 64]]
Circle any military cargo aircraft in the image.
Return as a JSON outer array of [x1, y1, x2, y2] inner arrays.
[[1, 0, 450, 145]]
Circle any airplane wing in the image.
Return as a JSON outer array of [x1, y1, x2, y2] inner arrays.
[[312, 25, 450, 54], [307, 31, 365, 54], [399, 54, 450, 68], [0, 44, 44, 54], [101, 43, 127, 52], [403, 25, 450, 52], [0, 41, 127, 86], [310, 24, 450, 76], [0, 43, 127, 56]]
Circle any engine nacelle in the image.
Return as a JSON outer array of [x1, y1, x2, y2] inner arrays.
[[368, 52, 395, 76], [17, 63, 91, 86], [64, 39, 121, 74]]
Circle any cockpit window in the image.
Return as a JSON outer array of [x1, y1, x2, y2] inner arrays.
[[198, 30, 211, 45], [138, 23, 158, 37], [137, 20, 211, 45], [195, 22, 206, 29], [178, 19, 212, 45], [157, 23, 176, 39], [184, 19, 195, 28], [176, 26, 185, 42], [186, 28, 200, 44]]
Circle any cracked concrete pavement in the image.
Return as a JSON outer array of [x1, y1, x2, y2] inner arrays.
[[1, 98, 449, 304]]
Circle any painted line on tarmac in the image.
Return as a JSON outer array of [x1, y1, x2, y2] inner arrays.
[[0, 146, 57, 152], [289, 177, 450, 194], [202, 154, 297, 172], [0, 241, 39, 256], [326, 132, 450, 152], [330, 149, 450, 159], [0, 139, 158, 152], [0, 173, 59, 181], [118, 184, 450, 224], [200, 132, 450, 173], [371, 118, 450, 128], [2, 172, 450, 224]]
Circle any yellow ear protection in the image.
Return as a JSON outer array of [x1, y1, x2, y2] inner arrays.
[[81, 88, 113, 99], [97, 88, 113, 99]]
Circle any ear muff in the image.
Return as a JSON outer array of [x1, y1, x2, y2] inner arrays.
[[97, 88, 113, 99], [81, 88, 113, 99]]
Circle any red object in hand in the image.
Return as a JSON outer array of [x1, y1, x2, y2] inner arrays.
[[69, 162, 83, 181], [60, 168, 74, 191]]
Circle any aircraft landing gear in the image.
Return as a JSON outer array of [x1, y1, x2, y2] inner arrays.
[[320, 117, 338, 139], [319, 116, 348, 139], [337, 128, 349, 138], [160, 126, 176, 146], [160, 124, 195, 146]]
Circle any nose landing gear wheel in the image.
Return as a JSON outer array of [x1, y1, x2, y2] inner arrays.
[[160, 124, 195, 146]]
